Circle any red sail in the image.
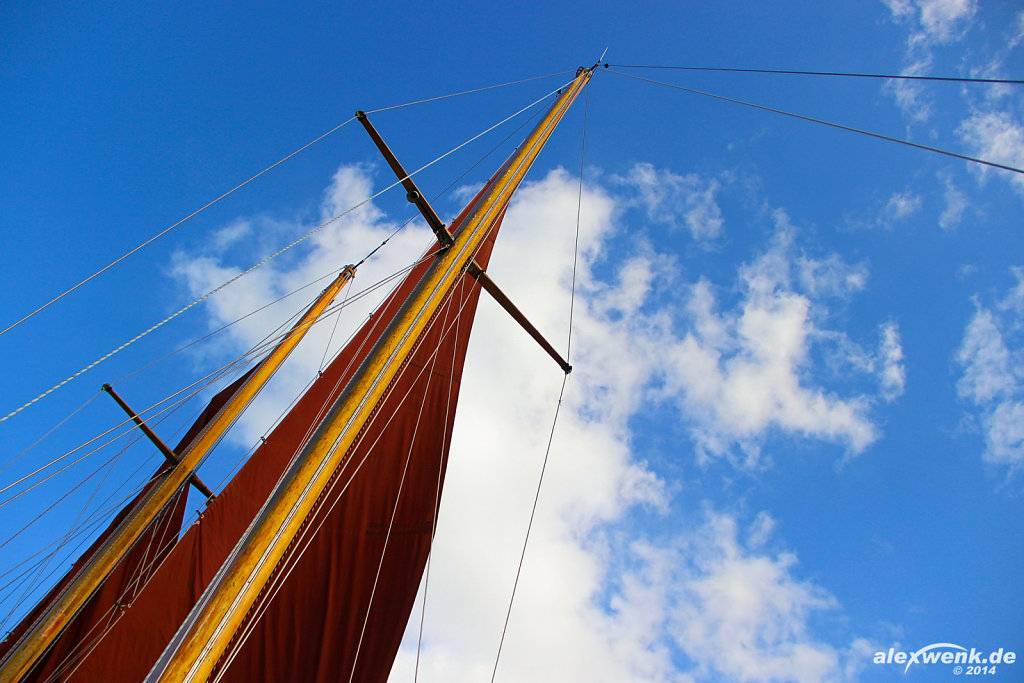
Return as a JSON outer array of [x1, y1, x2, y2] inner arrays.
[[65, 197, 507, 682], [0, 370, 258, 682]]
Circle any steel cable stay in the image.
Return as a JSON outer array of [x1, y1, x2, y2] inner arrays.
[[365, 70, 574, 114], [0, 69, 574, 340], [0, 455, 169, 587], [608, 68, 1024, 176], [0, 391, 102, 480], [608, 63, 1024, 85], [0, 77, 575, 426], [491, 82, 590, 683], [0, 424, 144, 633]]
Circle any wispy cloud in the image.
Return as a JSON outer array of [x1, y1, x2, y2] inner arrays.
[[958, 111, 1024, 195], [879, 322, 907, 401], [957, 269, 1024, 472], [938, 172, 968, 229], [651, 216, 889, 466], [881, 190, 923, 227], [669, 511, 870, 682], [882, 0, 978, 122], [618, 163, 726, 242]]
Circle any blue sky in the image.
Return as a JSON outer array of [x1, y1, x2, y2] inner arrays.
[[1, 1, 1023, 681]]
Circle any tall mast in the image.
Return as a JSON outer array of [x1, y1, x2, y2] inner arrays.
[[0, 266, 357, 683], [147, 65, 594, 683]]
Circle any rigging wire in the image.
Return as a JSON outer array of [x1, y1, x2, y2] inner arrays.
[[491, 84, 589, 682], [0, 117, 352, 341], [0, 70, 573, 339], [0, 77, 572, 427], [608, 63, 1024, 85], [0, 428, 141, 631], [607, 68, 1024, 177], [317, 281, 351, 374], [0, 391, 100, 479], [490, 375, 569, 683], [366, 70, 574, 114]]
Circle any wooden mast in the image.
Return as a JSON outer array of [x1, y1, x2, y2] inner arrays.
[[0, 266, 357, 683], [146, 65, 594, 683]]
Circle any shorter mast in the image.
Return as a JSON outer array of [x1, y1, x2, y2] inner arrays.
[[0, 266, 356, 683]]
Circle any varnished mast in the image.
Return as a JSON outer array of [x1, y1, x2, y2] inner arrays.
[[147, 65, 594, 682], [0, 266, 357, 683]]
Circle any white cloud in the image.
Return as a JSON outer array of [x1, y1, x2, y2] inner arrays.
[[881, 0, 977, 122], [881, 191, 922, 226], [938, 173, 968, 229], [917, 0, 976, 42], [957, 272, 1024, 471], [884, 0, 977, 43], [958, 110, 1024, 194], [620, 163, 725, 242], [879, 322, 906, 401], [652, 222, 883, 465], [884, 57, 934, 123], [669, 512, 864, 683], [1013, 11, 1024, 49]]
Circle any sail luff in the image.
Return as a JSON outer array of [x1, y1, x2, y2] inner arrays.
[[147, 66, 593, 683], [0, 266, 356, 683]]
